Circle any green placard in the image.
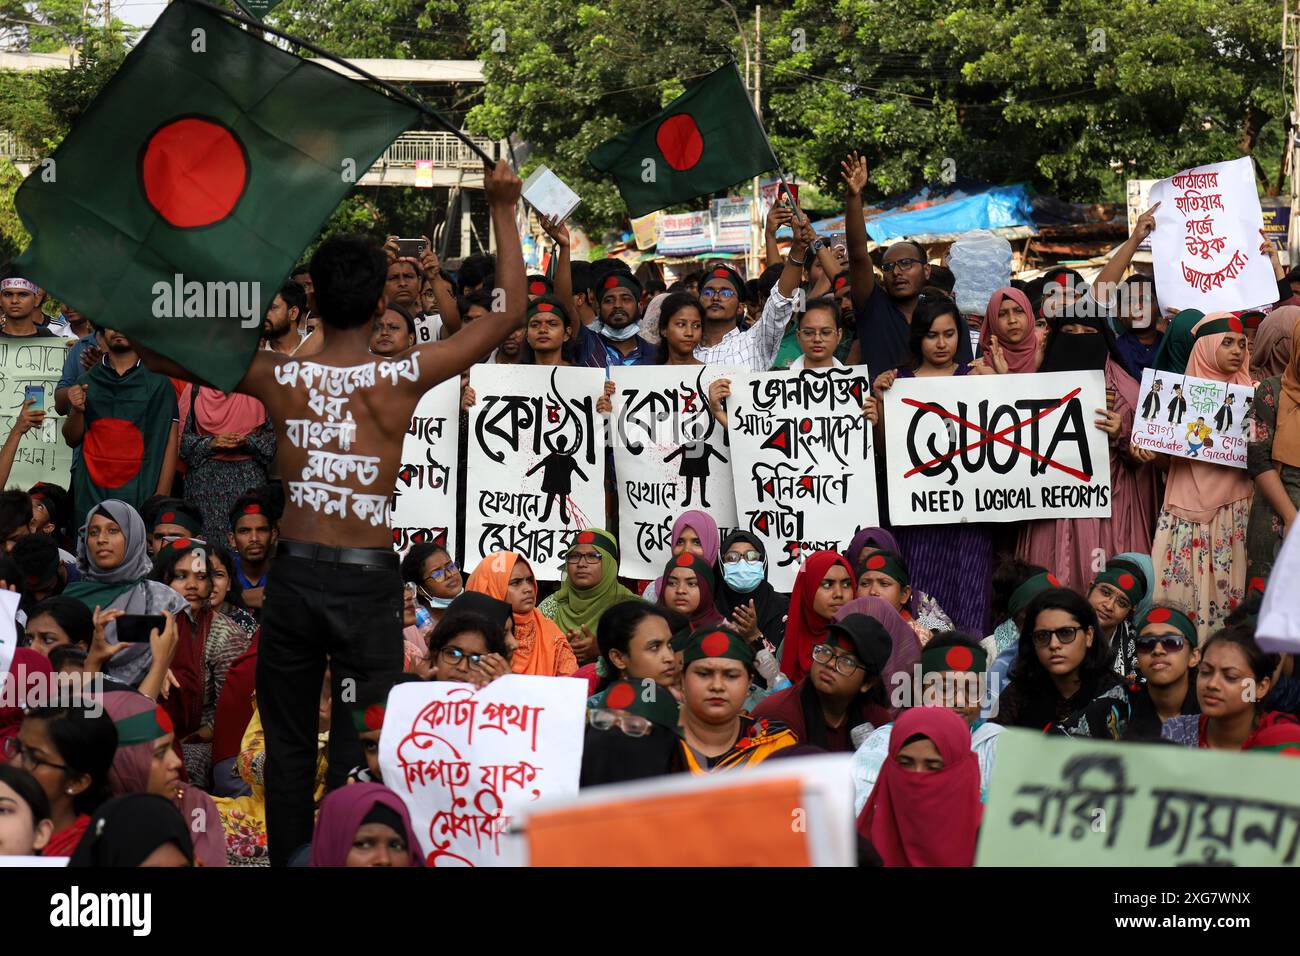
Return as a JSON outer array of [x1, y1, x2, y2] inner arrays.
[[234, 0, 284, 18], [976, 728, 1300, 866], [0, 339, 75, 490]]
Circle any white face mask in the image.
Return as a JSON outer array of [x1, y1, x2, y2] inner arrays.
[[592, 319, 642, 342]]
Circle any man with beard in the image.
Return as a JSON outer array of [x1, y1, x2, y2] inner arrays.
[[574, 269, 657, 367], [228, 492, 277, 613], [262, 280, 317, 356], [63, 327, 179, 527]]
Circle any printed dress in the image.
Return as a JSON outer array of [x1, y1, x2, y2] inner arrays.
[[1245, 376, 1300, 582]]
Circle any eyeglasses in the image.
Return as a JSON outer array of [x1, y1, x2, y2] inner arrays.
[[1137, 635, 1187, 654], [1093, 583, 1133, 613], [797, 328, 838, 339], [588, 708, 653, 737], [566, 551, 602, 566], [1030, 625, 1083, 648], [722, 550, 762, 564], [425, 561, 459, 584], [811, 643, 864, 676], [699, 288, 737, 299], [1, 737, 71, 773], [437, 646, 483, 667], [881, 258, 922, 273]]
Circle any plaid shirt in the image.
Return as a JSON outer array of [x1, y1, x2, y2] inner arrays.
[[693, 285, 794, 371]]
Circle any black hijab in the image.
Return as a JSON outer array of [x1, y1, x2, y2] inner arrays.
[[1038, 313, 1131, 376], [68, 793, 194, 867], [714, 531, 789, 651]]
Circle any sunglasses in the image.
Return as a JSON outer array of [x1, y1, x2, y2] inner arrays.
[[1136, 635, 1187, 654]]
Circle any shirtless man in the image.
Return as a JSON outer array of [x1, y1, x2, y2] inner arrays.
[[140, 160, 526, 864]]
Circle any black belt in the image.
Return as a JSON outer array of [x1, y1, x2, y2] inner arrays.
[[276, 539, 399, 570]]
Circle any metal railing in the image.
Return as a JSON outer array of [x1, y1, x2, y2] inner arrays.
[[375, 131, 496, 169], [0, 130, 38, 163]]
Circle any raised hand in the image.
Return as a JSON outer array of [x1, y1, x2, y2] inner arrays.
[[840, 151, 869, 197], [539, 214, 571, 248], [1132, 202, 1160, 242], [484, 159, 523, 206]]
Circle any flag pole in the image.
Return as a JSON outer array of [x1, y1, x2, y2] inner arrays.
[[727, 58, 806, 229], [184, 0, 496, 166]]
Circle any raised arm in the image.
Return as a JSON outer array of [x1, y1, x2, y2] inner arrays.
[[764, 204, 792, 267], [412, 161, 526, 391], [840, 152, 875, 308], [1093, 202, 1159, 306], [539, 215, 578, 342], [418, 240, 462, 335]]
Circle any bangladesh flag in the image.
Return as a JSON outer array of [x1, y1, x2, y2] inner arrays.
[[587, 63, 778, 218], [14, 0, 418, 391]]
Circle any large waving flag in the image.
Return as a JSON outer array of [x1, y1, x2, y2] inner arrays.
[[14, 0, 418, 391], [587, 63, 778, 218]]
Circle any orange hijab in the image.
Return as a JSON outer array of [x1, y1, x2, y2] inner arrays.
[[1164, 313, 1255, 522], [1274, 315, 1300, 469], [466, 551, 577, 676]]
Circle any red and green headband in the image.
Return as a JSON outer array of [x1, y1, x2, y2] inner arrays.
[[598, 272, 642, 300], [527, 295, 570, 322], [156, 508, 204, 536], [157, 537, 204, 566], [1137, 605, 1198, 647], [351, 701, 388, 735], [113, 706, 171, 746], [921, 643, 988, 676], [592, 679, 681, 734], [702, 265, 745, 298], [1194, 315, 1245, 340], [567, 528, 619, 562], [1009, 571, 1062, 617], [1094, 563, 1146, 606], [527, 275, 554, 296], [681, 628, 754, 667], [662, 552, 715, 593], [859, 550, 909, 589]]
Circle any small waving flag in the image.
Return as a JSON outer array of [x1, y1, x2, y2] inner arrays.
[[587, 63, 778, 218], [13, 1, 417, 391]]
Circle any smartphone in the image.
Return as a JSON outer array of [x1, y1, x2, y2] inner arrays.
[[115, 614, 167, 644], [23, 384, 43, 410], [396, 237, 427, 259]]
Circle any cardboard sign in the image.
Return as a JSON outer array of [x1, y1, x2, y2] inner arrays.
[[0, 339, 73, 489], [610, 364, 741, 579], [726, 366, 877, 591], [977, 729, 1300, 866], [522, 164, 581, 222], [389, 377, 460, 557], [464, 364, 606, 581], [882, 370, 1112, 525], [1148, 157, 1276, 313], [378, 676, 587, 867], [1130, 367, 1252, 469]]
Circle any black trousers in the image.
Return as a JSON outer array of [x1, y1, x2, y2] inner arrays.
[[256, 545, 404, 866]]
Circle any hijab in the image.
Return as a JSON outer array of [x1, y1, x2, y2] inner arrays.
[[65, 500, 154, 609], [1249, 306, 1299, 381], [856, 707, 982, 866], [657, 553, 723, 631], [981, 287, 1040, 373], [547, 528, 637, 634], [465, 551, 576, 676], [779, 551, 855, 683], [310, 783, 425, 867], [650, 510, 721, 594], [714, 531, 787, 642], [0, 649, 52, 756], [1164, 315, 1256, 521], [179, 385, 267, 461], [1152, 308, 1205, 374], [835, 596, 922, 717], [844, 527, 899, 574], [1038, 312, 1131, 376], [1272, 314, 1300, 469], [67, 793, 194, 867], [1112, 552, 1156, 618]]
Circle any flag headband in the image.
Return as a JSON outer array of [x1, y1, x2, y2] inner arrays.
[[1, 278, 38, 293], [1194, 316, 1244, 339]]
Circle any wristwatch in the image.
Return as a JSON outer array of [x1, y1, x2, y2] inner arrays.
[[809, 237, 828, 258]]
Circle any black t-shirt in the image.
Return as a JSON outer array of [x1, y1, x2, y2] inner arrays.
[[853, 284, 973, 381], [0, 325, 56, 339], [1124, 681, 1200, 741]]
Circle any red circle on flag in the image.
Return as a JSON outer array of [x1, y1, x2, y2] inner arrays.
[[364, 704, 385, 730], [160, 512, 175, 523], [1118, 572, 1135, 590], [1249, 576, 1265, 592], [529, 281, 546, 295], [655, 114, 704, 171], [606, 683, 636, 710], [140, 116, 248, 228], [1228, 317, 1243, 334], [171, 538, 192, 551], [945, 646, 974, 671], [865, 554, 886, 571], [244, 504, 260, 515], [675, 553, 694, 567], [700, 631, 730, 658], [537, 302, 554, 312], [84, 419, 144, 489], [1047, 573, 1060, 587], [1147, 607, 1172, 624], [712, 268, 730, 279], [603, 276, 620, 290]]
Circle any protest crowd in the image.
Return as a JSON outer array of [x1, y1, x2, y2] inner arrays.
[[2, 6, 1300, 873]]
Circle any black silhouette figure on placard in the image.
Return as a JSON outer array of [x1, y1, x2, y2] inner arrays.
[[663, 439, 728, 507], [1214, 392, 1235, 433], [1166, 383, 1187, 425], [1141, 378, 1163, 419], [527, 437, 589, 525], [1242, 396, 1254, 435]]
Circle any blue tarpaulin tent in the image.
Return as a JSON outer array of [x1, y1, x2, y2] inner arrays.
[[804, 179, 1036, 243]]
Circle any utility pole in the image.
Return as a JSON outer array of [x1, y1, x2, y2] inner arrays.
[[748, 5, 762, 278], [1286, 0, 1300, 267]]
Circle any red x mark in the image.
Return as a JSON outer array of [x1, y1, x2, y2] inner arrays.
[[902, 387, 1091, 482]]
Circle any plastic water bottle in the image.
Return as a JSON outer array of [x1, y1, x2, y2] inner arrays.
[[948, 230, 1014, 317], [414, 604, 433, 633]]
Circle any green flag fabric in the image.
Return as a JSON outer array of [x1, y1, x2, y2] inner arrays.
[[14, 0, 418, 391], [72, 362, 179, 530], [587, 63, 778, 218]]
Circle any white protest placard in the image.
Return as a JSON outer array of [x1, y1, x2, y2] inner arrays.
[[1258, 518, 1300, 654], [0, 590, 18, 701], [465, 364, 606, 581], [389, 377, 461, 557], [0, 339, 74, 488], [522, 164, 581, 222], [1148, 156, 1276, 313], [726, 366, 877, 591], [1130, 367, 1252, 470], [378, 675, 588, 867], [882, 370, 1112, 525], [611, 364, 741, 579]]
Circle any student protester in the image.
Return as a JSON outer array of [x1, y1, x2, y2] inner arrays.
[[369, 304, 417, 357], [28, 482, 73, 552], [657, 553, 724, 633], [590, 600, 684, 697], [1085, 557, 1149, 682], [400, 542, 463, 632], [988, 563, 1056, 656], [715, 531, 789, 655], [1088, 203, 1161, 373], [424, 610, 513, 687], [1151, 308, 1206, 374], [537, 529, 636, 666], [1123, 605, 1201, 740], [642, 510, 720, 603], [855, 707, 982, 867], [519, 297, 576, 366], [779, 550, 856, 683], [227, 494, 277, 613], [969, 287, 1040, 375], [654, 292, 705, 365], [344, 674, 424, 785], [22, 595, 92, 657], [466, 550, 577, 677], [67, 793, 195, 867], [752, 613, 892, 752], [852, 633, 1003, 812], [996, 588, 1131, 739], [843, 527, 954, 633], [788, 297, 846, 371], [147, 499, 204, 556], [1162, 625, 1298, 749], [178, 382, 275, 547], [1152, 314, 1255, 636], [12, 534, 72, 613], [310, 783, 424, 868], [6, 705, 118, 857], [1246, 310, 1300, 581], [581, 677, 685, 787], [261, 281, 314, 357], [855, 550, 933, 646], [0, 764, 54, 856], [0, 275, 58, 338], [1248, 304, 1297, 382], [834, 595, 924, 716], [677, 628, 797, 772], [445, 590, 516, 649], [0, 650, 51, 758], [102, 692, 226, 866], [575, 270, 657, 368], [1019, 304, 1159, 590], [205, 543, 258, 635]]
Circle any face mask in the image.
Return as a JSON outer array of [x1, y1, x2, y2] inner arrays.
[[420, 585, 459, 609], [723, 560, 765, 593], [592, 319, 642, 342]]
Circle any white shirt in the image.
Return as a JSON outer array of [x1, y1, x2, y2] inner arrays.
[[788, 354, 845, 371], [693, 285, 794, 372]]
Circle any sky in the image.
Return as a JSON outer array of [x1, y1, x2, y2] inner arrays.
[[117, 0, 168, 30]]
